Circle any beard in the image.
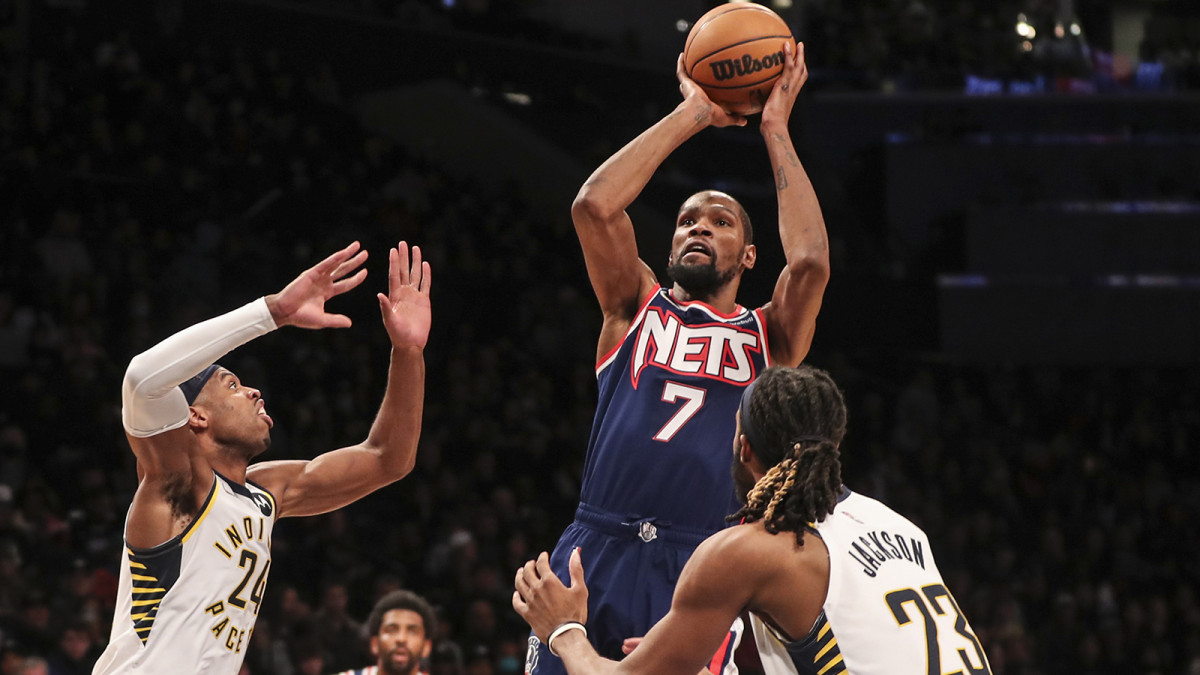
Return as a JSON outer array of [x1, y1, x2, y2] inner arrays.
[[666, 257, 737, 300], [732, 457, 756, 505], [380, 646, 419, 675]]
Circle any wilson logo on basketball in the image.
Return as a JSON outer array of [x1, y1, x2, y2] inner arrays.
[[707, 50, 785, 81]]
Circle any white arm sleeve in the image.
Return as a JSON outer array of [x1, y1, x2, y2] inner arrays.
[[121, 297, 278, 437]]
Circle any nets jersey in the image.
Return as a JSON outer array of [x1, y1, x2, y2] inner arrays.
[[751, 490, 992, 675], [94, 472, 276, 675], [580, 285, 770, 533]]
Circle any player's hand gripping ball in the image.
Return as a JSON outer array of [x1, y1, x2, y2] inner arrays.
[[683, 3, 796, 116]]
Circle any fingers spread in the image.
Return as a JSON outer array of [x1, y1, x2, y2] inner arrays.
[[316, 241, 361, 274], [330, 249, 369, 281], [394, 241, 410, 289], [409, 245, 423, 289], [332, 268, 368, 295], [420, 261, 432, 295]]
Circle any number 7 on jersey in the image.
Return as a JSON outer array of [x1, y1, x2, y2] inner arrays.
[[654, 381, 707, 442]]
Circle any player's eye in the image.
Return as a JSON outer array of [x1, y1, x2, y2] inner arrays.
[[717, 219, 729, 227], [679, 218, 693, 227]]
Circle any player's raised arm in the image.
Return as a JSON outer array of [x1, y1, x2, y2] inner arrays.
[[757, 43, 831, 367], [120, 241, 368, 548], [248, 241, 431, 518], [572, 55, 748, 356]]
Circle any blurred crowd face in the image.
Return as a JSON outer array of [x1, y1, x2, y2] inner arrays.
[[373, 609, 431, 675]]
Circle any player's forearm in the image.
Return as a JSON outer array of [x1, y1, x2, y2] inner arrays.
[[573, 100, 712, 221], [122, 298, 277, 437], [554, 631, 622, 675], [362, 344, 425, 479], [761, 123, 829, 268]]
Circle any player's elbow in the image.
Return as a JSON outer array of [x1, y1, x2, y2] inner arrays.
[[572, 189, 618, 227], [122, 353, 157, 402], [376, 443, 418, 482], [787, 250, 830, 284]]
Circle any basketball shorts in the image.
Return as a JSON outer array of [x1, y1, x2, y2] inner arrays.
[[525, 503, 741, 675]]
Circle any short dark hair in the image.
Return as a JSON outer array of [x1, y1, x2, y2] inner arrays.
[[734, 200, 753, 247], [367, 590, 437, 639]]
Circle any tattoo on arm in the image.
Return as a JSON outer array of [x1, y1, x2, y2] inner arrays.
[[771, 134, 801, 167], [776, 166, 788, 191]]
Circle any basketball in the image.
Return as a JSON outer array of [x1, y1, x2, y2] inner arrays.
[[683, 3, 795, 116]]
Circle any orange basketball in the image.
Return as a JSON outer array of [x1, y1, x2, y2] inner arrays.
[[683, 3, 795, 116]]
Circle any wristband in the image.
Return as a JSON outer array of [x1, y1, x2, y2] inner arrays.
[[547, 621, 587, 657]]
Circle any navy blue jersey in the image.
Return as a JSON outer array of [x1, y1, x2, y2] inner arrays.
[[579, 285, 771, 534]]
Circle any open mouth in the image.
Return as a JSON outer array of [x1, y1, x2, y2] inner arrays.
[[257, 401, 274, 428], [681, 241, 713, 261]]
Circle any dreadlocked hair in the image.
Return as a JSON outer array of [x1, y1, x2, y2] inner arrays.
[[729, 365, 847, 546]]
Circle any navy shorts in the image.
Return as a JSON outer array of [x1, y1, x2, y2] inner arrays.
[[524, 504, 738, 675]]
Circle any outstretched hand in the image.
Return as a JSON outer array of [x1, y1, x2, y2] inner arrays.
[[760, 41, 808, 130], [377, 241, 432, 349], [513, 549, 588, 643], [267, 241, 369, 329], [676, 53, 747, 129]]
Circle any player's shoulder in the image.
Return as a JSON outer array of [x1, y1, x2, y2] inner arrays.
[[690, 521, 782, 576]]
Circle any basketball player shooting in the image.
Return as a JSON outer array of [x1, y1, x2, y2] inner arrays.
[[92, 241, 431, 674], [515, 366, 993, 675], [526, 42, 830, 674]]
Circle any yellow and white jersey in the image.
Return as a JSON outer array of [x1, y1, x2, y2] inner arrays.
[[751, 489, 991, 675], [94, 472, 277, 675]]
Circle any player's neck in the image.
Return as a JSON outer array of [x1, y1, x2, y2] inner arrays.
[[671, 283, 740, 314], [202, 444, 251, 485]]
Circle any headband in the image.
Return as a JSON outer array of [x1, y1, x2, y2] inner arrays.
[[738, 379, 766, 454], [179, 364, 221, 405]]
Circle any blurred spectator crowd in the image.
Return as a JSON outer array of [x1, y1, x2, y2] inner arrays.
[[272, 0, 1200, 93], [0, 3, 1198, 675]]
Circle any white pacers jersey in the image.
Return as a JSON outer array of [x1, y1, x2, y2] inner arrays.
[[94, 472, 276, 674], [751, 490, 991, 675]]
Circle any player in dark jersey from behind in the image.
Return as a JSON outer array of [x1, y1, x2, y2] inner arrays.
[[526, 43, 829, 675]]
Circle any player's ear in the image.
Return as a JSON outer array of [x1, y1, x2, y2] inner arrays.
[[742, 244, 756, 270], [737, 434, 753, 464], [420, 636, 432, 660], [369, 635, 380, 658], [188, 405, 210, 430]]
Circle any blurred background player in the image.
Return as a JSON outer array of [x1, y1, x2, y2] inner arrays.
[[92, 242, 432, 675], [528, 42, 830, 674], [332, 589, 437, 675], [514, 365, 992, 675]]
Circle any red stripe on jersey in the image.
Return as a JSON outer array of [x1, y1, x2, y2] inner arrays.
[[707, 629, 734, 674], [595, 284, 662, 371]]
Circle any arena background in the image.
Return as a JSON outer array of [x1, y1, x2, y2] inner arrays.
[[1, 0, 1198, 673]]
